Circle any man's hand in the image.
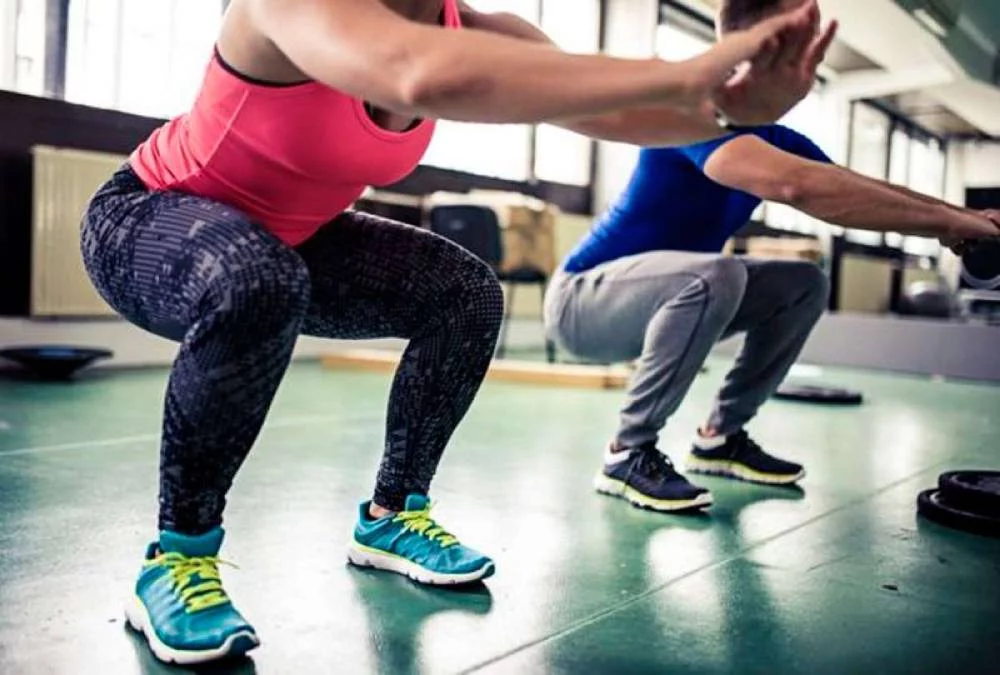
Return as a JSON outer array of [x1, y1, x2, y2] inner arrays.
[[940, 210, 1000, 255], [712, 8, 838, 126], [940, 237, 970, 256]]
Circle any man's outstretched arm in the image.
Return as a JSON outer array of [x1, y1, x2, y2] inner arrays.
[[702, 135, 998, 240]]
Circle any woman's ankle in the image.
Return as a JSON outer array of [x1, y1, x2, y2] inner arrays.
[[368, 502, 394, 519]]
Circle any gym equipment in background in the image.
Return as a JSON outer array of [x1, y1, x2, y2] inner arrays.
[[937, 471, 1000, 517], [960, 237, 1000, 290], [955, 289, 1000, 324], [917, 488, 1000, 539], [917, 470, 1000, 538], [773, 383, 864, 405], [0, 346, 113, 381], [955, 237, 1000, 323], [897, 280, 954, 319], [427, 204, 556, 363]]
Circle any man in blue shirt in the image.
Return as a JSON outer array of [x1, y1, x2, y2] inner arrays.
[[545, 0, 1000, 513]]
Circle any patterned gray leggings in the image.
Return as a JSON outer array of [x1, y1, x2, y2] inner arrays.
[[81, 167, 503, 533]]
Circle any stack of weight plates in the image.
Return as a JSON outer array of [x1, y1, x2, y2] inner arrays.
[[961, 237, 1000, 290], [773, 383, 864, 405], [917, 471, 1000, 538]]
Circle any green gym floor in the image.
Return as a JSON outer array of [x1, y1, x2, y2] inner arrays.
[[1, 357, 999, 675]]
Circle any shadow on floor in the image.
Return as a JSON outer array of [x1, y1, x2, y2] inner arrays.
[[126, 627, 258, 675], [348, 566, 493, 675]]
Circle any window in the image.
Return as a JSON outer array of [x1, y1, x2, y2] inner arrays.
[[781, 89, 845, 162], [423, 0, 600, 184], [472, 0, 538, 18], [844, 106, 946, 255], [0, 0, 46, 96], [884, 129, 910, 248], [849, 104, 890, 180], [532, 0, 600, 186], [884, 127, 945, 256], [765, 89, 850, 236], [845, 103, 890, 245], [421, 0, 539, 181], [6, 0, 601, 192], [908, 137, 944, 199], [888, 128, 910, 184], [902, 136, 945, 256], [655, 22, 711, 60], [594, 15, 710, 211], [65, 0, 223, 118]]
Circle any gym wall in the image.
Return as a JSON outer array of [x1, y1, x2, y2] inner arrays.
[[0, 91, 161, 317], [0, 90, 592, 320]]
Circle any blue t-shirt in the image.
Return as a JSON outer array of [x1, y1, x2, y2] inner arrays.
[[562, 125, 832, 272]]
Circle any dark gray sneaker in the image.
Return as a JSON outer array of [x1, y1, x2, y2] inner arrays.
[[594, 443, 713, 512], [686, 430, 805, 485]]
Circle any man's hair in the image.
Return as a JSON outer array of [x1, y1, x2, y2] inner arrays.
[[718, 0, 786, 32]]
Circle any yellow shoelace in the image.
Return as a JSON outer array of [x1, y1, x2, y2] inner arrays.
[[148, 552, 234, 613], [394, 506, 459, 548]]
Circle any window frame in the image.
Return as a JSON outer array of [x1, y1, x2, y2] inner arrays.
[[4, 0, 603, 215], [0, 0, 17, 90], [425, 0, 601, 188]]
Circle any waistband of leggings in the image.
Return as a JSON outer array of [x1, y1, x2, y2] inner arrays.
[[113, 162, 146, 189]]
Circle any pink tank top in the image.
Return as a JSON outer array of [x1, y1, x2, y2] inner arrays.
[[130, 1, 462, 246]]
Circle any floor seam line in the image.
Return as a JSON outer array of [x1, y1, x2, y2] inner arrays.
[[0, 414, 354, 457], [461, 459, 954, 674]]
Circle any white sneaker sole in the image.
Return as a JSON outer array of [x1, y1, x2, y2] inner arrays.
[[124, 595, 260, 666], [346, 542, 495, 586], [594, 474, 713, 512], [686, 456, 806, 485]]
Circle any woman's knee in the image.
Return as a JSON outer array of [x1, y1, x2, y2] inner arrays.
[[439, 255, 505, 335], [465, 263, 505, 333]]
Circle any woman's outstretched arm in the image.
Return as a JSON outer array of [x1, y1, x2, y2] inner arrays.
[[249, 0, 823, 127]]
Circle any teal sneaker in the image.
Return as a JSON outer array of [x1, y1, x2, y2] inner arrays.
[[124, 527, 260, 665], [347, 494, 495, 585]]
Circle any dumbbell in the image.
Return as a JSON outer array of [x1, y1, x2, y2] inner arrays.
[[961, 237, 1000, 290]]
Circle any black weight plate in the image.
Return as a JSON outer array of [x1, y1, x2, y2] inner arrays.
[[938, 471, 1000, 517], [773, 383, 863, 405], [917, 489, 1000, 538], [961, 237, 1000, 290], [0, 346, 113, 381]]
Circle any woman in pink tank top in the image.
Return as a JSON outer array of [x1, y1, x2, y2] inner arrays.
[[80, 0, 834, 663]]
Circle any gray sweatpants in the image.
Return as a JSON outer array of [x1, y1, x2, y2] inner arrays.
[[543, 251, 829, 448]]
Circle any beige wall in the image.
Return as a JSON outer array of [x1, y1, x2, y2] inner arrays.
[[837, 256, 944, 314], [838, 256, 893, 314]]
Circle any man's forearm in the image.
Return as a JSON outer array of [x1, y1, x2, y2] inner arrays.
[[792, 165, 991, 239], [860, 173, 965, 215]]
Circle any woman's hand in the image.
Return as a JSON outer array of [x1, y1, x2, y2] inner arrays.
[[682, 0, 837, 125], [248, 0, 829, 128], [715, 22, 838, 125]]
